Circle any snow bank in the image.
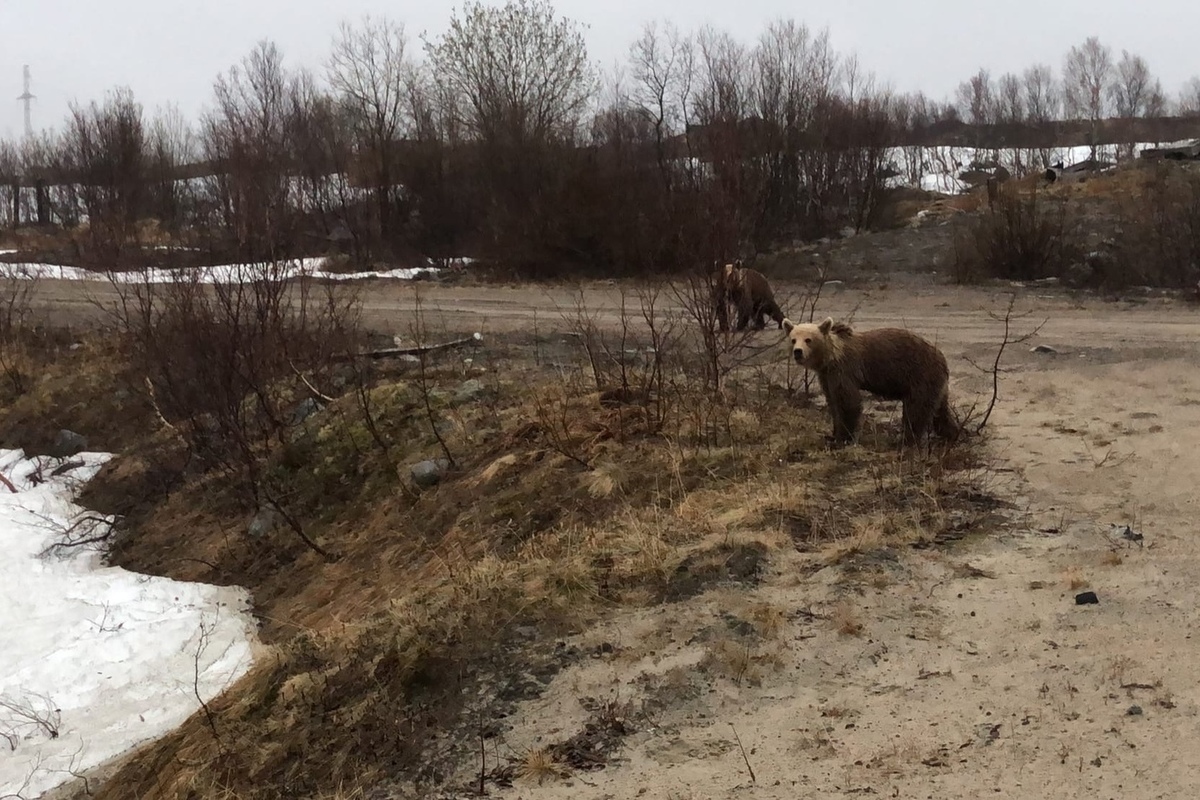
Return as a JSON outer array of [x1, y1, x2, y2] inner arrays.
[[1, 256, 439, 285], [0, 449, 257, 798]]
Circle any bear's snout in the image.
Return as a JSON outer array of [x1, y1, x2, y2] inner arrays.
[[792, 349, 806, 364]]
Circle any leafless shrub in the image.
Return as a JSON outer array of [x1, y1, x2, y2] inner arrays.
[[0, 691, 62, 749], [953, 183, 1080, 282], [959, 293, 1047, 435], [0, 263, 37, 396], [1108, 164, 1200, 290], [99, 263, 362, 561], [407, 283, 457, 469]]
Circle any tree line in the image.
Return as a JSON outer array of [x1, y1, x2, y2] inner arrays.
[[0, 2, 1196, 277]]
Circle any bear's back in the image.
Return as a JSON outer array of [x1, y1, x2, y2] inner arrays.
[[842, 327, 947, 399]]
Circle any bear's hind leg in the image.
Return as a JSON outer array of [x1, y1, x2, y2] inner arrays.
[[900, 397, 937, 446], [932, 394, 960, 443], [767, 302, 785, 329]]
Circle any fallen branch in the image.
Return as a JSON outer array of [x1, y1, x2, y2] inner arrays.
[[289, 360, 335, 404], [336, 332, 483, 361], [0, 472, 14, 493]]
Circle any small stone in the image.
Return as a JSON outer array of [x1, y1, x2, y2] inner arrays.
[[1075, 591, 1099, 605], [1031, 345, 1059, 355], [291, 397, 322, 425], [410, 458, 450, 488], [454, 378, 488, 404], [247, 507, 281, 539], [50, 429, 88, 458], [1127, 705, 1143, 716]]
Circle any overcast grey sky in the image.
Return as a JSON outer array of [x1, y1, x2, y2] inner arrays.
[[3, 0, 1199, 140]]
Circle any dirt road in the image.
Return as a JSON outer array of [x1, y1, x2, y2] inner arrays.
[[381, 279, 1200, 800]]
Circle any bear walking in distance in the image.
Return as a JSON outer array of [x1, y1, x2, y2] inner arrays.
[[715, 261, 785, 332], [783, 316, 959, 446]]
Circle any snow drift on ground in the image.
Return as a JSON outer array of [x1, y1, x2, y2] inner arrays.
[[0, 256, 445, 285], [0, 449, 257, 798]]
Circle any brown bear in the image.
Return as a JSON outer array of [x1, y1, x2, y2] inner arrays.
[[783, 316, 959, 447], [714, 261, 785, 332]]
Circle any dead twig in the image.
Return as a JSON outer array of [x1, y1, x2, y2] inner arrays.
[[729, 723, 757, 783]]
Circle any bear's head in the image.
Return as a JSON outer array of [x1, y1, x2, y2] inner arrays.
[[722, 261, 745, 287], [782, 316, 841, 368]]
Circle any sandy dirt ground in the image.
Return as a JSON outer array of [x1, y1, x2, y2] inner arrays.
[[390, 281, 1200, 800], [28, 275, 1200, 799]]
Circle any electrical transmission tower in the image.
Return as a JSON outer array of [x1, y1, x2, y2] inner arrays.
[[17, 65, 34, 139]]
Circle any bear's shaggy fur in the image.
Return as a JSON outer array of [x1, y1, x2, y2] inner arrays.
[[783, 316, 959, 446], [715, 261, 785, 332]]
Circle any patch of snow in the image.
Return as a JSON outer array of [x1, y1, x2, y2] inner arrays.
[[2, 257, 440, 285], [0, 449, 258, 798]]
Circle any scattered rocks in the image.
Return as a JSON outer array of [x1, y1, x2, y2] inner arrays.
[[50, 429, 88, 458], [410, 458, 451, 489], [1075, 591, 1099, 605]]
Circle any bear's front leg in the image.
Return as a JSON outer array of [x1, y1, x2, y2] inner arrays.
[[735, 304, 753, 332], [826, 386, 862, 445]]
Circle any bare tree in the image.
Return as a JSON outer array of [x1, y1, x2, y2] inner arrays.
[[146, 102, 197, 236], [202, 40, 300, 261], [1179, 76, 1200, 117], [327, 14, 415, 256], [629, 20, 694, 183], [424, 0, 595, 144], [62, 86, 149, 265], [1022, 63, 1061, 168], [1023, 64, 1060, 122], [1111, 50, 1165, 118], [956, 68, 996, 125], [422, 0, 596, 265], [1063, 37, 1113, 161], [995, 72, 1025, 124]]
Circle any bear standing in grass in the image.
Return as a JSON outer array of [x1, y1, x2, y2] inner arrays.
[[715, 261, 785, 332], [783, 316, 959, 447]]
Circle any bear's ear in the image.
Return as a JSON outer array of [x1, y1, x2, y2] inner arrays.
[[818, 317, 834, 335], [782, 318, 795, 333]]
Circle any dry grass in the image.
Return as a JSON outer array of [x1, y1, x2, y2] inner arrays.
[[1062, 567, 1090, 591], [515, 748, 571, 785], [830, 599, 865, 637], [1101, 550, 1125, 567], [1, 313, 992, 799]]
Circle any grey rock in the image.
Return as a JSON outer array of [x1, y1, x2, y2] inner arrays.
[[410, 458, 451, 488], [50, 429, 88, 458], [248, 507, 281, 539], [1031, 345, 1059, 355], [291, 397, 323, 426], [454, 378, 488, 404]]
